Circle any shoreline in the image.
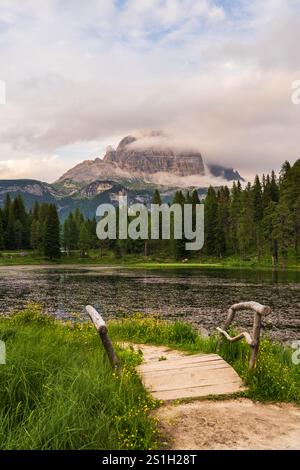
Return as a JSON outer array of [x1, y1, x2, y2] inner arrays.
[[0, 262, 300, 271]]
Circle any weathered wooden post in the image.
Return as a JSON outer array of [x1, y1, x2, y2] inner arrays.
[[217, 301, 272, 370], [86, 305, 121, 372]]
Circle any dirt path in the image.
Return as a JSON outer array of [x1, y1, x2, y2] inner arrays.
[[155, 399, 300, 450], [126, 343, 300, 450]]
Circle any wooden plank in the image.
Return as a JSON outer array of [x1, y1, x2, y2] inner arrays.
[[141, 369, 241, 391], [141, 366, 237, 380], [151, 382, 246, 400], [133, 344, 246, 401], [138, 354, 223, 370], [140, 363, 229, 374]]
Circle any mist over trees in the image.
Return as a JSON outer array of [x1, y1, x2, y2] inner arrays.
[[0, 159, 299, 265]]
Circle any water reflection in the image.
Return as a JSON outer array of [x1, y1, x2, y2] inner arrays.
[[0, 266, 299, 342]]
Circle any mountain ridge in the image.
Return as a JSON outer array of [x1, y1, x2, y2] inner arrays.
[[0, 133, 244, 219], [57, 133, 243, 193]]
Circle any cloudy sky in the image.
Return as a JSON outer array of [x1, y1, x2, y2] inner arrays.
[[0, 0, 299, 182]]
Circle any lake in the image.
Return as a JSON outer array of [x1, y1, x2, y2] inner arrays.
[[0, 266, 299, 342]]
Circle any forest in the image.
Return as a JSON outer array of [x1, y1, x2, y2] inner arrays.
[[0, 159, 299, 265]]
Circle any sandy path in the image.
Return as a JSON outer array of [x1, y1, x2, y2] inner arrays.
[[155, 399, 300, 450]]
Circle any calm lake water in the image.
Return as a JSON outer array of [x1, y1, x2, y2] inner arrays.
[[0, 266, 299, 342]]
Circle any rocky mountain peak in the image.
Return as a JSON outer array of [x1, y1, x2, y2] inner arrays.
[[103, 134, 205, 177], [56, 132, 244, 190]]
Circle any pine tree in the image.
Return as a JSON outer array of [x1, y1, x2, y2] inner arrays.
[[273, 201, 293, 268], [172, 191, 186, 260], [270, 170, 279, 202], [252, 175, 263, 259], [79, 223, 90, 257], [262, 174, 272, 209], [294, 194, 300, 260], [63, 213, 79, 252], [229, 181, 242, 255], [216, 187, 230, 257], [0, 209, 4, 250], [43, 204, 61, 260], [262, 201, 278, 265], [5, 203, 16, 250], [191, 189, 200, 233], [204, 186, 218, 256], [238, 183, 254, 259], [30, 219, 42, 251], [152, 189, 163, 248], [13, 195, 30, 248], [152, 189, 162, 205]]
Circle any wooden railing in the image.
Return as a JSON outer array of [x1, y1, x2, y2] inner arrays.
[[217, 301, 272, 369], [86, 305, 121, 372]]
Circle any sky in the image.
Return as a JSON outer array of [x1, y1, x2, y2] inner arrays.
[[0, 0, 299, 183]]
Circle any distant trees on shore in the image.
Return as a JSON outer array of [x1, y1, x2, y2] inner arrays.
[[0, 159, 299, 264], [0, 196, 61, 260], [202, 159, 300, 266]]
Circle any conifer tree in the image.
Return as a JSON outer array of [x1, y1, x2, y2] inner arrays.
[[44, 204, 61, 260], [152, 189, 162, 205], [172, 191, 186, 259], [79, 223, 90, 257], [204, 186, 218, 256], [229, 181, 242, 255], [252, 175, 263, 259], [0, 209, 4, 250]]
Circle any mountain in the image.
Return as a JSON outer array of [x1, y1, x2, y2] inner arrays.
[[207, 164, 243, 182], [57, 133, 243, 193], [0, 178, 194, 221], [0, 179, 60, 206], [0, 133, 244, 220], [103, 135, 205, 176]]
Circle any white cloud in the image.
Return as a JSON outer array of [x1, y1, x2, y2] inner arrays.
[[0, 154, 67, 181], [0, 0, 299, 182]]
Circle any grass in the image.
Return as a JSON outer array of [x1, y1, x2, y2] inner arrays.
[[1, 307, 300, 450], [0, 306, 158, 450], [1, 249, 299, 269]]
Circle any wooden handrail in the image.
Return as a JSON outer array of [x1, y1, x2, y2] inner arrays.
[[217, 301, 272, 369], [86, 305, 121, 372]]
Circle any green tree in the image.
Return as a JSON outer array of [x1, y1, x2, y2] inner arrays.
[[13, 195, 30, 248], [30, 219, 42, 251], [79, 223, 90, 257], [43, 205, 61, 260], [237, 183, 254, 259], [262, 201, 278, 265], [229, 181, 242, 255], [5, 203, 16, 250], [273, 201, 293, 268], [204, 186, 218, 256], [252, 175, 263, 259], [172, 191, 186, 260], [0, 209, 4, 250], [216, 186, 230, 257], [152, 189, 162, 205]]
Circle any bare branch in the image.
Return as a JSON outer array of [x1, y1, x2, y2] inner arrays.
[[216, 327, 253, 346]]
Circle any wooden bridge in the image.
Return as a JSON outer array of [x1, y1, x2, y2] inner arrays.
[[135, 344, 246, 400], [86, 301, 271, 401]]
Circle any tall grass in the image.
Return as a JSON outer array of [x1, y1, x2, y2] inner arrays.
[[0, 306, 157, 450], [1, 307, 299, 450]]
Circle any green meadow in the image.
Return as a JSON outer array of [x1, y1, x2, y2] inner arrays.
[[0, 306, 299, 450]]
